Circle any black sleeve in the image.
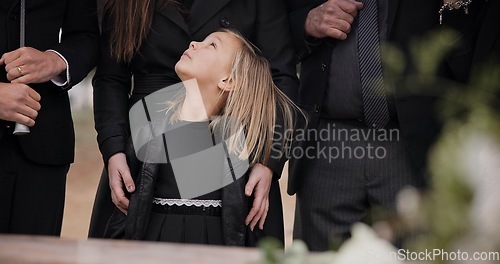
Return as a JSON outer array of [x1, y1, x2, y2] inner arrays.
[[252, 0, 300, 178], [51, 0, 99, 89], [286, 1, 324, 63], [254, 0, 299, 102], [265, 106, 289, 180], [92, 14, 132, 164], [442, 0, 488, 83]]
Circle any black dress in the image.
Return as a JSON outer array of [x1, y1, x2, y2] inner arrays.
[[143, 121, 224, 245]]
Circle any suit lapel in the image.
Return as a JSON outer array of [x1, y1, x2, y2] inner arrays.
[[387, 0, 400, 37], [158, 3, 190, 35], [189, 0, 230, 34]]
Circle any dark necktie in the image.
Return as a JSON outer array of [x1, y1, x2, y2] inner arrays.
[[357, 0, 389, 129]]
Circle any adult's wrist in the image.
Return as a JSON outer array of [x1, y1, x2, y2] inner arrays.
[[99, 135, 127, 165]]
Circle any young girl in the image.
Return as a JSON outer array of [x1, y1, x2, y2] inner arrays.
[[105, 29, 299, 246]]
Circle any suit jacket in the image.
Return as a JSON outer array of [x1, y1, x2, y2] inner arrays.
[[285, 0, 462, 194], [445, 0, 500, 83], [93, 0, 299, 177], [0, 0, 99, 165], [474, 0, 500, 65]]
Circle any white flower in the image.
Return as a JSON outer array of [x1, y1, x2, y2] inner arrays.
[[461, 132, 500, 237], [397, 187, 423, 230]]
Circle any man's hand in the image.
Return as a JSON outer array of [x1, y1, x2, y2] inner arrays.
[[1, 47, 66, 84], [245, 163, 273, 231], [305, 0, 364, 40], [108, 152, 135, 215], [0, 83, 41, 126]]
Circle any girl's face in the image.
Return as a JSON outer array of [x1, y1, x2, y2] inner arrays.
[[175, 32, 241, 88]]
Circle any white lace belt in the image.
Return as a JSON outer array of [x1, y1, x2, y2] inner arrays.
[[152, 198, 222, 208]]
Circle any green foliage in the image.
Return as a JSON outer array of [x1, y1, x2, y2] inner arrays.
[[400, 29, 500, 263], [410, 29, 458, 77]]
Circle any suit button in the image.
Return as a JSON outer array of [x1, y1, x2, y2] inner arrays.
[[10, 14, 18, 21], [314, 104, 320, 113], [220, 17, 230, 28], [321, 63, 327, 71]]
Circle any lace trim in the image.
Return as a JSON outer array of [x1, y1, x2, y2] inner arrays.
[[152, 198, 222, 208]]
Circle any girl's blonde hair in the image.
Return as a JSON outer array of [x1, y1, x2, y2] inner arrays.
[[168, 29, 301, 165]]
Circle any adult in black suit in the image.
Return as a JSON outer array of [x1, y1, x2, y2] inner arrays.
[[0, 0, 99, 235], [285, 0, 473, 251], [89, 0, 298, 244]]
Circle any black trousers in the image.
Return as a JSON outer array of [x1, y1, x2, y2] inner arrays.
[[293, 118, 424, 251], [0, 133, 68, 235]]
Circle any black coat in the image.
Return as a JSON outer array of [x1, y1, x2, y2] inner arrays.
[[444, 0, 500, 83], [104, 126, 251, 245], [90, 0, 298, 243], [0, 0, 99, 164], [285, 0, 476, 194], [472, 0, 500, 67]]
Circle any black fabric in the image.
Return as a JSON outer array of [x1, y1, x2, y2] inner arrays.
[[287, 0, 442, 195], [292, 119, 423, 251], [98, 110, 252, 245], [0, 133, 69, 235], [286, 0, 445, 252], [144, 120, 224, 244], [0, 0, 99, 165], [472, 0, 500, 67], [144, 213, 224, 245], [0, 0, 97, 236], [93, 0, 298, 165], [133, 74, 180, 94], [321, 0, 389, 120], [90, 0, 295, 242], [101, 138, 142, 239], [443, 0, 500, 83], [178, 0, 194, 21], [89, 169, 115, 238], [287, 0, 500, 252], [321, 19, 364, 120], [101, 132, 282, 246], [147, 195, 223, 245], [0, 121, 5, 140]]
